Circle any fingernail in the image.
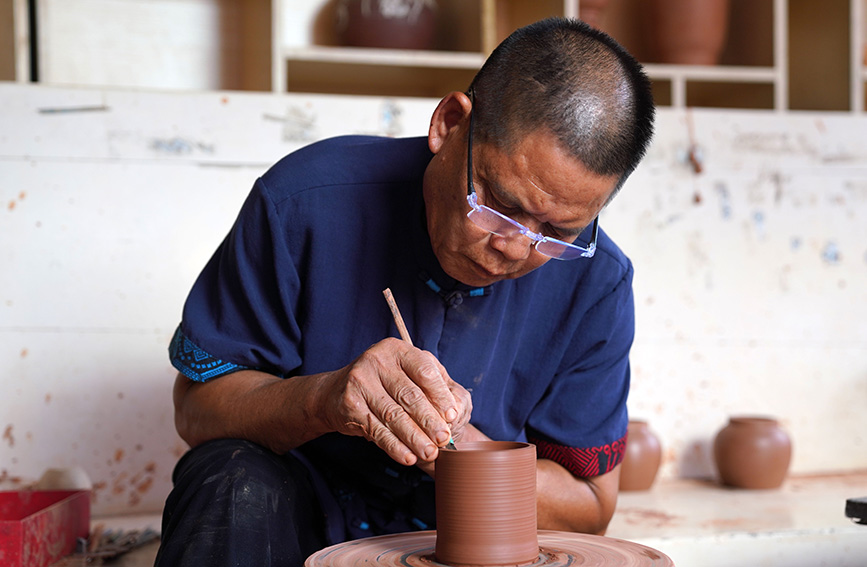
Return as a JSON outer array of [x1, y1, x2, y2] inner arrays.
[[445, 408, 457, 422], [436, 430, 450, 445], [424, 445, 437, 460]]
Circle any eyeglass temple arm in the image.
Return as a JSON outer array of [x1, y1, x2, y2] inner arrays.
[[467, 91, 475, 198]]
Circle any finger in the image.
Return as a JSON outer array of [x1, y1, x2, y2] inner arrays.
[[383, 375, 452, 449], [365, 390, 440, 463], [447, 379, 473, 431], [344, 411, 419, 466], [334, 363, 433, 464], [400, 349, 459, 423], [373, 340, 454, 447]]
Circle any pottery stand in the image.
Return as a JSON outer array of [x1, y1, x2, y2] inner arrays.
[[305, 530, 674, 566], [306, 441, 674, 566]]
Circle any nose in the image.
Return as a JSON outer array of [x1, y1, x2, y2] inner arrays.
[[488, 231, 534, 261]]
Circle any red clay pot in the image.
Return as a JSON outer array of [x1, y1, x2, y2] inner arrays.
[[336, 0, 438, 50], [579, 0, 611, 29], [620, 420, 662, 491], [713, 416, 792, 489], [647, 0, 730, 65]]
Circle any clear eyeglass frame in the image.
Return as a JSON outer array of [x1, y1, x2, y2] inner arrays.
[[464, 93, 598, 261]]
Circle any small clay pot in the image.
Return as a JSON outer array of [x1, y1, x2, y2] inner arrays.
[[713, 416, 792, 489], [620, 420, 662, 491], [335, 0, 438, 51], [435, 441, 538, 566]]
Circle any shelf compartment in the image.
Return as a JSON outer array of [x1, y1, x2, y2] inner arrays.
[[280, 45, 484, 97], [283, 59, 479, 98], [645, 64, 779, 108], [788, 0, 851, 111]]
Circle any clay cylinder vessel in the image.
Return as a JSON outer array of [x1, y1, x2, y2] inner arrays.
[[435, 441, 538, 566], [620, 420, 662, 491], [713, 416, 792, 489]]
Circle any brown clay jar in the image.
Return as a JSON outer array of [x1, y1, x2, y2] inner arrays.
[[435, 441, 538, 566], [713, 416, 792, 489], [646, 0, 730, 65], [578, 0, 610, 29], [620, 420, 662, 491], [336, 0, 438, 51]]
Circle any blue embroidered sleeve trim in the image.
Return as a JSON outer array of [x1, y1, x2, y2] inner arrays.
[[169, 326, 247, 382]]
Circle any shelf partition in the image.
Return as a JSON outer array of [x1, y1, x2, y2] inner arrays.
[[853, 0, 866, 112]]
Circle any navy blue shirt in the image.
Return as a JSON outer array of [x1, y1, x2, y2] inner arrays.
[[170, 136, 633, 532]]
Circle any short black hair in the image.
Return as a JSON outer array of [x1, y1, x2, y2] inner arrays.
[[468, 18, 655, 195]]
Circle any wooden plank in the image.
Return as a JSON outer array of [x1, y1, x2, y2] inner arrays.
[[0, 0, 28, 82]]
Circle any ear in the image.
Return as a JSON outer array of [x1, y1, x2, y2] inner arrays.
[[428, 91, 473, 155]]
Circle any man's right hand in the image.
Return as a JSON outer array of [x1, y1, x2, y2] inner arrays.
[[318, 337, 472, 466]]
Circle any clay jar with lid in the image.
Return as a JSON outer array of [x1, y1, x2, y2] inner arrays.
[[435, 441, 538, 566], [620, 420, 662, 491], [713, 416, 792, 489]]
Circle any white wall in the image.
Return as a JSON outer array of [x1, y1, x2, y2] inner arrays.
[[608, 111, 867, 478], [37, 0, 236, 90], [1, 83, 865, 515]]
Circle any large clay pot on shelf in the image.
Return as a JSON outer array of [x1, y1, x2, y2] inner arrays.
[[620, 420, 662, 491], [335, 0, 438, 51], [579, 0, 611, 30], [713, 416, 792, 489], [646, 0, 731, 65], [435, 441, 538, 566]]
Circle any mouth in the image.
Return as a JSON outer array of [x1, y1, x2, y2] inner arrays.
[[472, 262, 498, 281], [468, 256, 512, 283]]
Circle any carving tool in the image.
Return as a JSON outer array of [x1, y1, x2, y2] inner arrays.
[[382, 288, 456, 451]]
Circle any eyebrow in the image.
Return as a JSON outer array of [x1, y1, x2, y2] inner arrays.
[[486, 178, 585, 238]]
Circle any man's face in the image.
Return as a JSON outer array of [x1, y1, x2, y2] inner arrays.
[[424, 108, 620, 288]]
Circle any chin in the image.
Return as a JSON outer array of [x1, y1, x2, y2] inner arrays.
[[438, 256, 494, 287], [439, 246, 540, 287], [455, 257, 516, 287]]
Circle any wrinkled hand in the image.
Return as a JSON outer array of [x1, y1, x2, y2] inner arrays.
[[321, 337, 472, 466]]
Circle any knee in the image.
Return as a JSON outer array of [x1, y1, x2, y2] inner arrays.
[[175, 439, 306, 504]]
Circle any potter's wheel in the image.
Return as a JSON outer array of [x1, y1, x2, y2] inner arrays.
[[305, 530, 674, 566]]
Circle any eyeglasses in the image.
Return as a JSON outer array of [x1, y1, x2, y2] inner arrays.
[[465, 94, 598, 261]]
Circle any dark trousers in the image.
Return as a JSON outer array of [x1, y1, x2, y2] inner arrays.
[[155, 439, 328, 567]]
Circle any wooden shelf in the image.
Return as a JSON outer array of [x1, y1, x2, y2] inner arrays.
[[273, 0, 866, 112], [5, 0, 865, 112], [278, 45, 485, 97], [643, 64, 781, 110], [281, 45, 485, 69], [271, 0, 546, 97]]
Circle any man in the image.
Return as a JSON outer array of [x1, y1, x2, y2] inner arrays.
[[156, 17, 654, 567]]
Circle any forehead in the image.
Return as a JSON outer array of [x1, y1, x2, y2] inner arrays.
[[475, 129, 619, 227]]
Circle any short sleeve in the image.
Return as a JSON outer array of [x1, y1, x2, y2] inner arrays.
[[169, 178, 303, 381], [526, 263, 634, 477]]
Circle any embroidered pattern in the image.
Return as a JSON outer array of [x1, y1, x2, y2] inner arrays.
[[169, 327, 246, 382], [530, 435, 627, 477]]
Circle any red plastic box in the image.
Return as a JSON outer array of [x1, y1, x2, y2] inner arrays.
[[0, 490, 90, 567]]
